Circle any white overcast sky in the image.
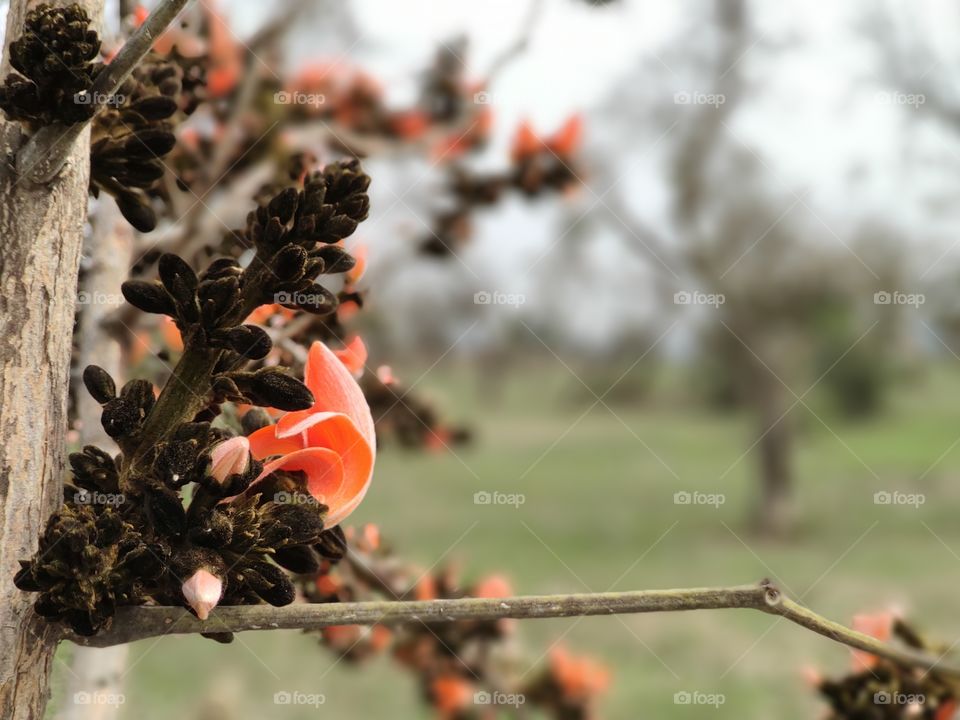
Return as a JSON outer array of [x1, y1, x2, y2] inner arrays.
[[5, 0, 959, 348]]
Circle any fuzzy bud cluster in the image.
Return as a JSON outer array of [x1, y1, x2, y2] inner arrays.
[[90, 56, 184, 232], [0, 4, 101, 128]]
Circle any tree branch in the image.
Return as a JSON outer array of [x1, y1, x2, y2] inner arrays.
[[16, 0, 194, 183], [65, 581, 960, 679]]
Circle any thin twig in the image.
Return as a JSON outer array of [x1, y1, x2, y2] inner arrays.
[[16, 0, 194, 183], [484, 0, 544, 84], [65, 581, 960, 679]]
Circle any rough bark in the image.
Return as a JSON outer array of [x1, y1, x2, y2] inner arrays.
[[0, 2, 104, 718]]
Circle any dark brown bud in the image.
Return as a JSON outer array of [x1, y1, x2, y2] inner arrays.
[[115, 191, 157, 233], [121, 279, 174, 315], [82, 365, 116, 404], [246, 369, 314, 411]]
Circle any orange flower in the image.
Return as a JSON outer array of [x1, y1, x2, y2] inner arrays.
[[205, 3, 242, 97], [334, 336, 367, 379], [472, 574, 512, 599], [510, 120, 540, 162], [361, 523, 381, 550], [337, 298, 361, 322], [415, 575, 437, 601], [511, 115, 584, 163], [315, 574, 341, 597], [426, 427, 452, 453], [431, 675, 474, 716], [345, 244, 368, 285], [390, 110, 431, 140], [132, 5, 149, 27], [546, 114, 583, 157], [851, 610, 896, 671], [370, 624, 393, 651], [247, 341, 376, 526], [161, 316, 183, 352], [245, 303, 296, 326], [936, 699, 958, 720], [550, 646, 611, 700], [430, 104, 492, 161]]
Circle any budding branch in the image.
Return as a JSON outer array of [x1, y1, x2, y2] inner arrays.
[[68, 581, 960, 679], [16, 0, 194, 182]]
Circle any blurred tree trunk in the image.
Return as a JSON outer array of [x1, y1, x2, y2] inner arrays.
[[670, 0, 802, 534], [61, 201, 133, 720], [750, 363, 794, 537], [0, 1, 103, 718]]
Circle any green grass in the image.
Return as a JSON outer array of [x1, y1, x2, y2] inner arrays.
[[48, 360, 960, 719]]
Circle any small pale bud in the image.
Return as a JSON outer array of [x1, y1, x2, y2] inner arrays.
[[181, 568, 223, 620], [209, 436, 250, 484]]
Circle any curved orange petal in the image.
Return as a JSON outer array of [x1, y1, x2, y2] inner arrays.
[[247, 423, 304, 459], [258, 413, 373, 526], [299, 413, 374, 526], [345, 245, 368, 285], [511, 120, 540, 162], [294, 341, 376, 447], [259, 447, 345, 504], [548, 114, 583, 157]]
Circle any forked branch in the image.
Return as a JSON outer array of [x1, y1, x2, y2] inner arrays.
[[68, 581, 960, 679]]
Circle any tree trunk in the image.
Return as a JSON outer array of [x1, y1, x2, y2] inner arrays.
[[750, 354, 795, 537], [0, 2, 103, 718]]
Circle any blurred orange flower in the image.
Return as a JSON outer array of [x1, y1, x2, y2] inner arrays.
[[431, 675, 474, 717], [333, 336, 367, 379], [851, 610, 896, 671], [550, 645, 611, 701]]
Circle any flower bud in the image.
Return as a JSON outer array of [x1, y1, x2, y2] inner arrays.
[[209, 436, 250, 485], [181, 568, 223, 620]]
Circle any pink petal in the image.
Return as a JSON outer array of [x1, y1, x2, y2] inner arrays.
[[209, 436, 250, 484]]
